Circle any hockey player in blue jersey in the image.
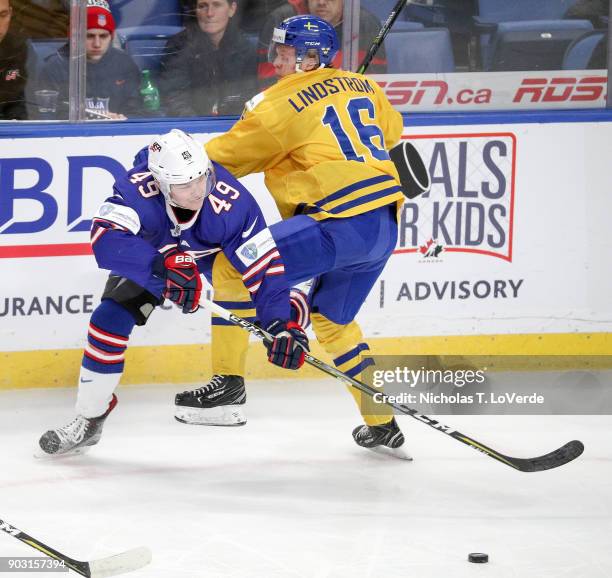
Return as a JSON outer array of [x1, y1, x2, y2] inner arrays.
[[38, 129, 309, 456]]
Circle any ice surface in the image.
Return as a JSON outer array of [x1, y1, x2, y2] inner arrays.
[[0, 380, 610, 578]]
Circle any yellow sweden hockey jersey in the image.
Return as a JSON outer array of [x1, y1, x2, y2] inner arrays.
[[206, 67, 404, 220]]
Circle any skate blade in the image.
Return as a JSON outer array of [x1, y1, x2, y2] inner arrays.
[[174, 405, 246, 426], [366, 445, 413, 461]]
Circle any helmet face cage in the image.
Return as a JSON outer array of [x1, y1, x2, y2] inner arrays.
[[269, 15, 339, 71], [148, 129, 215, 206]]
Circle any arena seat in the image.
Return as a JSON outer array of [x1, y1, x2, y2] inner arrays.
[[486, 19, 593, 71], [391, 21, 426, 32], [111, 0, 182, 28], [361, 0, 412, 23], [562, 30, 607, 69], [113, 26, 182, 76], [473, 0, 580, 68], [385, 27, 455, 73]]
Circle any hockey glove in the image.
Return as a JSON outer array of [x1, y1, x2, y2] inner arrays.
[[153, 250, 202, 314], [265, 319, 309, 370]]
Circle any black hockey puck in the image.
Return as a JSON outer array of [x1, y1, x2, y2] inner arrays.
[[468, 553, 489, 563]]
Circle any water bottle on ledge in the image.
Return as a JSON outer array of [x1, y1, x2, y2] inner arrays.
[[140, 70, 160, 113]]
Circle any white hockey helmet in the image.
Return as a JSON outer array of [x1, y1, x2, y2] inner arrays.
[[147, 129, 215, 204]]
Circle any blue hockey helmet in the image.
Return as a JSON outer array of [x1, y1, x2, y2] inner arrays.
[[271, 14, 339, 70]]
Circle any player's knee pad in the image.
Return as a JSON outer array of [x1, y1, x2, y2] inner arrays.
[[101, 275, 160, 326], [90, 299, 137, 335]]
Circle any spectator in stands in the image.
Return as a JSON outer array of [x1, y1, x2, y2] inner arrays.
[[564, 0, 609, 28], [9, 0, 69, 39], [0, 0, 27, 119], [257, 0, 386, 88], [159, 0, 257, 116], [38, 0, 141, 119], [181, 0, 287, 32]]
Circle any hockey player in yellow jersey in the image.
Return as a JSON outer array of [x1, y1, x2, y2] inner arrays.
[[207, 25, 404, 221], [176, 13, 409, 458]]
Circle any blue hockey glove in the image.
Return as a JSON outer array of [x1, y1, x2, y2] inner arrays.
[[265, 319, 309, 370]]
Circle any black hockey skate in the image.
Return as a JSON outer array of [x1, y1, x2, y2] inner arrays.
[[38, 394, 118, 457], [352, 417, 412, 460], [175, 375, 246, 426]]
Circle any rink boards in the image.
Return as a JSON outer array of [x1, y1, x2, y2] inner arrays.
[[0, 111, 611, 388]]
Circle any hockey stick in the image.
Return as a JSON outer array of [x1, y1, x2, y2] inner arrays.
[[356, 0, 409, 74], [0, 518, 151, 577], [198, 297, 584, 472], [354, 0, 430, 199]]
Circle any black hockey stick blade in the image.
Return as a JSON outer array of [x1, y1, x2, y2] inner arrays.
[[505, 439, 585, 473], [390, 140, 431, 199], [450, 433, 585, 472]]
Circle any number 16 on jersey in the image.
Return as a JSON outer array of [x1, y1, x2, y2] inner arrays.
[[322, 97, 390, 162]]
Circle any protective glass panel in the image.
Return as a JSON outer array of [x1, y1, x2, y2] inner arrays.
[[1, 0, 609, 122], [1, 0, 70, 120], [359, 0, 609, 111]]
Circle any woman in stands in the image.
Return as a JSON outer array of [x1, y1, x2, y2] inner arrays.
[[159, 0, 257, 116]]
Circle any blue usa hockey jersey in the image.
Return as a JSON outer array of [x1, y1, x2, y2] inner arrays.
[[90, 155, 290, 326]]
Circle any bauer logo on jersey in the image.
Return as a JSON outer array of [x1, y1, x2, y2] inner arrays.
[[236, 228, 277, 266], [398, 134, 517, 262]]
